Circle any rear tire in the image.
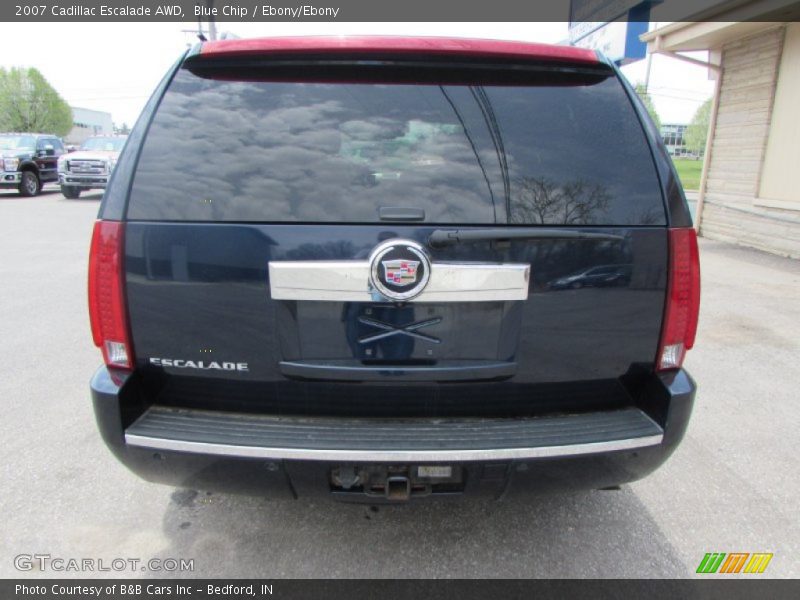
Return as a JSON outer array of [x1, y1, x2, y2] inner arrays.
[[19, 171, 41, 197], [61, 185, 81, 199]]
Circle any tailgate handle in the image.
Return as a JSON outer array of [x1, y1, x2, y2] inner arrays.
[[429, 228, 624, 248], [279, 360, 517, 382]]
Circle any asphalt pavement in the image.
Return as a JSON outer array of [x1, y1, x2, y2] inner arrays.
[[0, 188, 797, 578]]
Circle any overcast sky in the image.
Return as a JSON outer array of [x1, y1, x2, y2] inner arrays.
[[0, 22, 715, 127]]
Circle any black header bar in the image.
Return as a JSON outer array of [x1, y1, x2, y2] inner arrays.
[[4, 0, 800, 22], [4, 579, 800, 600]]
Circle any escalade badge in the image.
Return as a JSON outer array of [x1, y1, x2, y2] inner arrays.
[[369, 239, 431, 301]]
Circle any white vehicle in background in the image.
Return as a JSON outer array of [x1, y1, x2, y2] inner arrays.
[[58, 135, 127, 199]]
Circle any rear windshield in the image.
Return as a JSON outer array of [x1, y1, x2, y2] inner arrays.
[[127, 64, 665, 225]]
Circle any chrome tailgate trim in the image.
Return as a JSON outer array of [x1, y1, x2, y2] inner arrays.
[[268, 260, 530, 302]]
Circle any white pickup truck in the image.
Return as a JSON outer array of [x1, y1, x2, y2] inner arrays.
[[58, 135, 127, 198]]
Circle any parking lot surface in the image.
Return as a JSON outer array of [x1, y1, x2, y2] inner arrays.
[[1, 189, 798, 578]]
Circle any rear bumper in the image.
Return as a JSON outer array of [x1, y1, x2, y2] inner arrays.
[[91, 367, 695, 498]]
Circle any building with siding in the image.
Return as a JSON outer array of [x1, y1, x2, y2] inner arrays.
[[67, 107, 114, 146], [643, 4, 800, 259]]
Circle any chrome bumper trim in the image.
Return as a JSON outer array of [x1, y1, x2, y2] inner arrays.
[[124, 432, 663, 462]]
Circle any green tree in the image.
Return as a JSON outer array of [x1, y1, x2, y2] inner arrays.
[[685, 98, 712, 156], [0, 67, 73, 136], [635, 83, 661, 131]]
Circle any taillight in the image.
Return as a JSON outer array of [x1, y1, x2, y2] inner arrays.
[[657, 227, 700, 371], [88, 220, 134, 369]]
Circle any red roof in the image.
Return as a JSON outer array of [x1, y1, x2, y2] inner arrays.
[[199, 36, 598, 64]]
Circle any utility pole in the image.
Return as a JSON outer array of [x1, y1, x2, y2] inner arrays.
[[207, 0, 217, 41], [643, 22, 656, 93], [185, 1, 216, 42]]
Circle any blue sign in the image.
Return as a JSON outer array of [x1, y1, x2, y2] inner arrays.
[[569, 1, 655, 64]]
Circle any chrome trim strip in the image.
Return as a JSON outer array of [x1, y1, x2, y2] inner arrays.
[[124, 433, 663, 462], [269, 261, 369, 302], [269, 260, 530, 302]]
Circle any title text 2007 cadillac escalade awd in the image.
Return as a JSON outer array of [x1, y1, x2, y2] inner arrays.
[[89, 37, 700, 501]]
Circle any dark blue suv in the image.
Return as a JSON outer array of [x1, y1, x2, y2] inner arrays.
[[89, 37, 700, 501]]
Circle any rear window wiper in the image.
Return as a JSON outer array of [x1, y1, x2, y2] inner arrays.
[[428, 228, 624, 248]]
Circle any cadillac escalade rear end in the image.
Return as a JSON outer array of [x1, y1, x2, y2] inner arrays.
[[89, 37, 700, 501]]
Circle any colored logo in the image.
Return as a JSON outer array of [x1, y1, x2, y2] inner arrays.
[[696, 552, 773, 574], [382, 259, 420, 286], [368, 239, 431, 301]]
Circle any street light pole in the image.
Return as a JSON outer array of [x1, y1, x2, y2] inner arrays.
[[207, 0, 217, 41]]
